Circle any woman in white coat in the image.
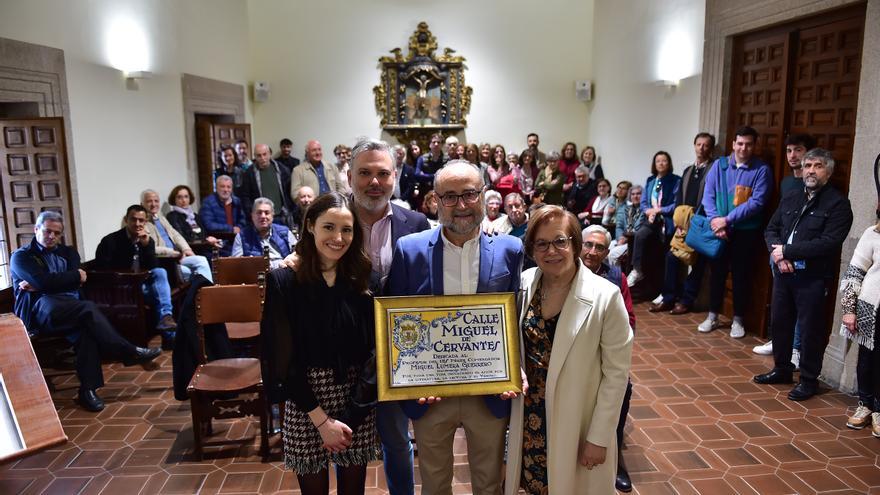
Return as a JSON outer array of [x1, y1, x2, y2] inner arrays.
[[505, 205, 633, 494]]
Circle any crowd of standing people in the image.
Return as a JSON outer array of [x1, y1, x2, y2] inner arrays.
[[10, 123, 877, 494]]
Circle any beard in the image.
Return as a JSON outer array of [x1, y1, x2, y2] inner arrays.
[[439, 204, 485, 236], [353, 188, 391, 213]]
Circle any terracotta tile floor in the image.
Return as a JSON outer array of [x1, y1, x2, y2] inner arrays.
[[2, 303, 880, 494]]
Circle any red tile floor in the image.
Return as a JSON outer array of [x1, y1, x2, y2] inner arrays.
[[2, 303, 880, 494]]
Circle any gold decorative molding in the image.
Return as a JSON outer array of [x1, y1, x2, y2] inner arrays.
[[373, 22, 472, 142]]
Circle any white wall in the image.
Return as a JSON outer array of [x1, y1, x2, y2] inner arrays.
[[246, 0, 594, 157], [589, 0, 704, 188], [0, 0, 250, 255]]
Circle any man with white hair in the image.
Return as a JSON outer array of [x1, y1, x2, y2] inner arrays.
[[445, 135, 460, 160], [232, 197, 296, 269], [291, 140, 346, 199], [579, 224, 635, 492]]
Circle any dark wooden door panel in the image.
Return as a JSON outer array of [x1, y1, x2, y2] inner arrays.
[[725, 6, 864, 337], [0, 118, 74, 251], [195, 122, 251, 199]]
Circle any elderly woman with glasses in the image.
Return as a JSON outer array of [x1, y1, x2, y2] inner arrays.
[[505, 205, 633, 495]]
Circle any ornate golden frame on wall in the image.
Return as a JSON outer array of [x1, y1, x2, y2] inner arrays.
[[373, 22, 472, 145]]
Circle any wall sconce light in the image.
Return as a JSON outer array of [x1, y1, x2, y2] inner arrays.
[[124, 70, 152, 90]]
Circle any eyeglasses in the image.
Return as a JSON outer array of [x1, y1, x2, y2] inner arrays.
[[438, 190, 481, 207], [533, 236, 572, 252], [582, 241, 608, 253]]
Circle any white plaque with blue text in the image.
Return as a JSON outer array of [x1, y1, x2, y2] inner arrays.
[[375, 293, 522, 401]]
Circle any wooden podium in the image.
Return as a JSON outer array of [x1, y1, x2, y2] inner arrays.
[[0, 314, 67, 463]]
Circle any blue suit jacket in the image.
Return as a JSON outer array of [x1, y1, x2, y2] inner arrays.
[[10, 239, 83, 332], [386, 228, 524, 420]]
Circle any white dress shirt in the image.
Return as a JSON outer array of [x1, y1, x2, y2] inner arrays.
[[440, 229, 481, 295]]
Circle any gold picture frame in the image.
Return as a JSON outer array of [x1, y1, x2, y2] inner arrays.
[[374, 293, 522, 401]]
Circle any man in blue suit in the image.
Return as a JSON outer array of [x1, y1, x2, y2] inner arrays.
[[387, 160, 524, 495]]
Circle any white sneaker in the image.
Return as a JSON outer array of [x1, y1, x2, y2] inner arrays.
[[847, 403, 873, 430], [730, 320, 745, 339], [627, 269, 644, 287], [753, 341, 773, 355], [698, 317, 719, 333], [791, 349, 800, 371]]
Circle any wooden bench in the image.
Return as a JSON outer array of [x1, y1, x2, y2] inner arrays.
[[80, 259, 190, 347]]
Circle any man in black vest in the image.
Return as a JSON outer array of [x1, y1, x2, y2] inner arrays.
[[651, 132, 715, 314], [754, 148, 853, 401]]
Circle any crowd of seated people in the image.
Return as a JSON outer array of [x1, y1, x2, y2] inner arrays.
[[10, 127, 874, 495]]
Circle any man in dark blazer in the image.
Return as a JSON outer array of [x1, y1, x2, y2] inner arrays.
[[276, 138, 430, 495], [95, 205, 178, 339], [11, 211, 160, 412], [386, 160, 524, 495], [349, 139, 430, 495], [754, 148, 853, 401]]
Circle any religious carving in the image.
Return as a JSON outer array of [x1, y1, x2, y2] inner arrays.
[[373, 22, 472, 145]]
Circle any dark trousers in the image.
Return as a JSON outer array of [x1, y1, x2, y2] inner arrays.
[[709, 229, 761, 315], [33, 295, 135, 390], [661, 251, 706, 307], [616, 379, 633, 449], [631, 221, 662, 271], [856, 344, 875, 407], [856, 315, 880, 410], [769, 273, 828, 384]]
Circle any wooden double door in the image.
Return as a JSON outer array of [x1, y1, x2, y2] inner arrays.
[[725, 4, 865, 336], [0, 118, 74, 289]]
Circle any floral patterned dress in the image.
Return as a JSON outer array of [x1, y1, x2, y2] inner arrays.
[[520, 283, 558, 495]]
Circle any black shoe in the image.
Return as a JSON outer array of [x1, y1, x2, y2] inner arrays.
[[123, 346, 162, 366], [161, 332, 175, 351], [788, 381, 818, 401], [753, 369, 793, 385], [616, 465, 633, 492], [77, 388, 105, 412]]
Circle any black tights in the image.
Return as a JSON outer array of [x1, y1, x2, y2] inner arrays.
[[296, 465, 367, 495]]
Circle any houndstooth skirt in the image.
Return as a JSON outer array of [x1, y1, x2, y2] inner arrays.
[[282, 367, 381, 474]]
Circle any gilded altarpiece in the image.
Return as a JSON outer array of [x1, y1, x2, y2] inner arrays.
[[374, 23, 472, 145]]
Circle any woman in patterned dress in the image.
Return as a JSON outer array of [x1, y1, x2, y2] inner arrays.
[[505, 205, 633, 494], [263, 192, 380, 494]]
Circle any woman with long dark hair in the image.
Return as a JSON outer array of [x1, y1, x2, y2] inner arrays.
[[215, 144, 244, 190], [263, 192, 379, 495], [627, 151, 681, 287]]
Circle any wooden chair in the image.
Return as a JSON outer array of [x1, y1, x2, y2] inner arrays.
[[212, 247, 270, 285], [187, 283, 269, 461], [212, 249, 269, 354]]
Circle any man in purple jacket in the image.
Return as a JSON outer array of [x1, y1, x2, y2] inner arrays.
[[697, 126, 773, 339]]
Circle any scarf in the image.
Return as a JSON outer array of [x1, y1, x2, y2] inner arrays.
[[839, 225, 880, 349], [172, 205, 198, 229]]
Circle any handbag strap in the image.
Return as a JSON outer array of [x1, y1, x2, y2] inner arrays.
[[717, 158, 730, 216]]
